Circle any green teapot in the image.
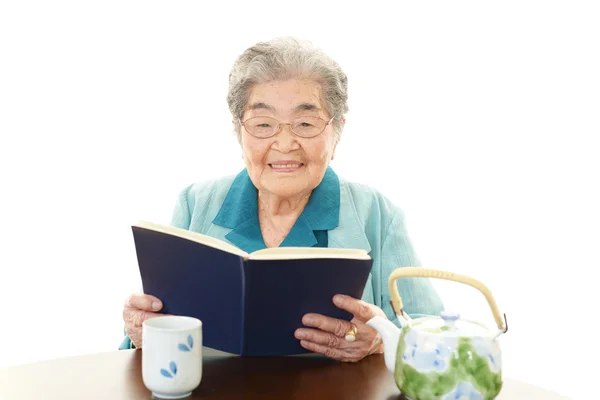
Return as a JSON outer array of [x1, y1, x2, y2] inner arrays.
[[366, 267, 508, 400]]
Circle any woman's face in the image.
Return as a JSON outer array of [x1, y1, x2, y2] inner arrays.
[[240, 78, 339, 199]]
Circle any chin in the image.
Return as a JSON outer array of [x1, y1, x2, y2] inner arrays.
[[265, 181, 307, 198], [271, 187, 304, 198]]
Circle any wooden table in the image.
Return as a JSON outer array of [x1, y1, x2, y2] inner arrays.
[[0, 348, 571, 399]]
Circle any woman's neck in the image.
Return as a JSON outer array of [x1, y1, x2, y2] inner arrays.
[[257, 189, 312, 218], [257, 189, 312, 248]]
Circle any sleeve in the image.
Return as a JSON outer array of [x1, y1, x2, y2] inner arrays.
[[170, 185, 193, 229], [118, 186, 192, 350], [118, 330, 135, 350], [379, 209, 445, 325]]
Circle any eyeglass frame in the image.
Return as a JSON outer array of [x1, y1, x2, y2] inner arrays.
[[239, 115, 335, 139]]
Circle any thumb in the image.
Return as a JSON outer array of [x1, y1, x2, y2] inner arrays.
[[333, 294, 377, 322], [125, 293, 163, 311]]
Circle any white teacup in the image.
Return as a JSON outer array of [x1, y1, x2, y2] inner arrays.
[[142, 316, 202, 399]]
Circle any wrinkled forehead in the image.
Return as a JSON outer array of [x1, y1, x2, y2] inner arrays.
[[246, 102, 322, 114], [244, 79, 326, 117]]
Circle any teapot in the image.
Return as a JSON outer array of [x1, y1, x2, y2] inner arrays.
[[366, 267, 508, 400]]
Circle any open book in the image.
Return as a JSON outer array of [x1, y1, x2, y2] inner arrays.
[[131, 221, 373, 356]]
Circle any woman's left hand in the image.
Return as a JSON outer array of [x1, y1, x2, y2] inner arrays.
[[294, 294, 388, 362]]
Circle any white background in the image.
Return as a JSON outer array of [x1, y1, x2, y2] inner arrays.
[[1, 1, 598, 399]]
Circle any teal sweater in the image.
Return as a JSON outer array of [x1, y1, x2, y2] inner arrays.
[[119, 167, 443, 349]]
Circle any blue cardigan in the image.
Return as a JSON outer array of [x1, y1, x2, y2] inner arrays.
[[119, 167, 443, 349]]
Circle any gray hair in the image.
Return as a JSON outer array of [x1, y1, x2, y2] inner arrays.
[[227, 37, 348, 141]]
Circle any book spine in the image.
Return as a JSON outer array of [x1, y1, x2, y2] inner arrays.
[[239, 256, 246, 356]]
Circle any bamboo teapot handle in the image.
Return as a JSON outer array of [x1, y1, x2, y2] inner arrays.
[[388, 267, 507, 331]]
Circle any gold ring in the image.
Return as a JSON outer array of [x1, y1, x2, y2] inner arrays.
[[344, 324, 358, 342]]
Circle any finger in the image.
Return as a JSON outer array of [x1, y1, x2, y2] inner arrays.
[[135, 310, 163, 327], [299, 340, 359, 363], [126, 328, 142, 349], [125, 293, 162, 311], [123, 306, 160, 328], [333, 295, 376, 321], [302, 313, 354, 338], [125, 325, 142, 348], [124, 311, 167, 348], [295, 328, 347, 349]]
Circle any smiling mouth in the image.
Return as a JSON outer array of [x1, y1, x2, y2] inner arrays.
[[268, 163, 304, 172]]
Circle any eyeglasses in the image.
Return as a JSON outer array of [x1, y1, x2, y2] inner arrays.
[[240, 116, 334, 139]]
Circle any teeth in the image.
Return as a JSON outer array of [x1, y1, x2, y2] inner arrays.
[[272, 164, 301, 168]]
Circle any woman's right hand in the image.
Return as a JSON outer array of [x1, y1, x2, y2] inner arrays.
[[123, 293, 164, 348]]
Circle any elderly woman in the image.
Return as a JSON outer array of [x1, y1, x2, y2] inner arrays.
[[120, 37, 443, 362]]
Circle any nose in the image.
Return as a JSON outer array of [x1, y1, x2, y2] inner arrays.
[[272, 124, 300, 153]]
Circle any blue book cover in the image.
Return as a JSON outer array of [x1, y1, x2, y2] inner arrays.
[[131, 221, 373, 356]]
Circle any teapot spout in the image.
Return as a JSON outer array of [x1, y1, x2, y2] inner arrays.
[[366, 316, 401, 373]]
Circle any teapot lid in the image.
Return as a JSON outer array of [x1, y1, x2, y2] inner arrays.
[[413, 311, 492, 337]]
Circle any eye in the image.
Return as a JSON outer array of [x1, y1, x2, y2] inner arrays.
[[257, 123, 272, 128], [299, 122, 314, 127]]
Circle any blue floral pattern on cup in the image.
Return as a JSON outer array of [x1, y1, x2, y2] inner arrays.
[[160, 361, 178, 378], [159, 334, 195, 378], [178, 334, 194, 352]]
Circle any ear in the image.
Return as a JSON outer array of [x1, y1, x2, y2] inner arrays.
[[330, 141, 339, 161], [330, 118, 343, 161]]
